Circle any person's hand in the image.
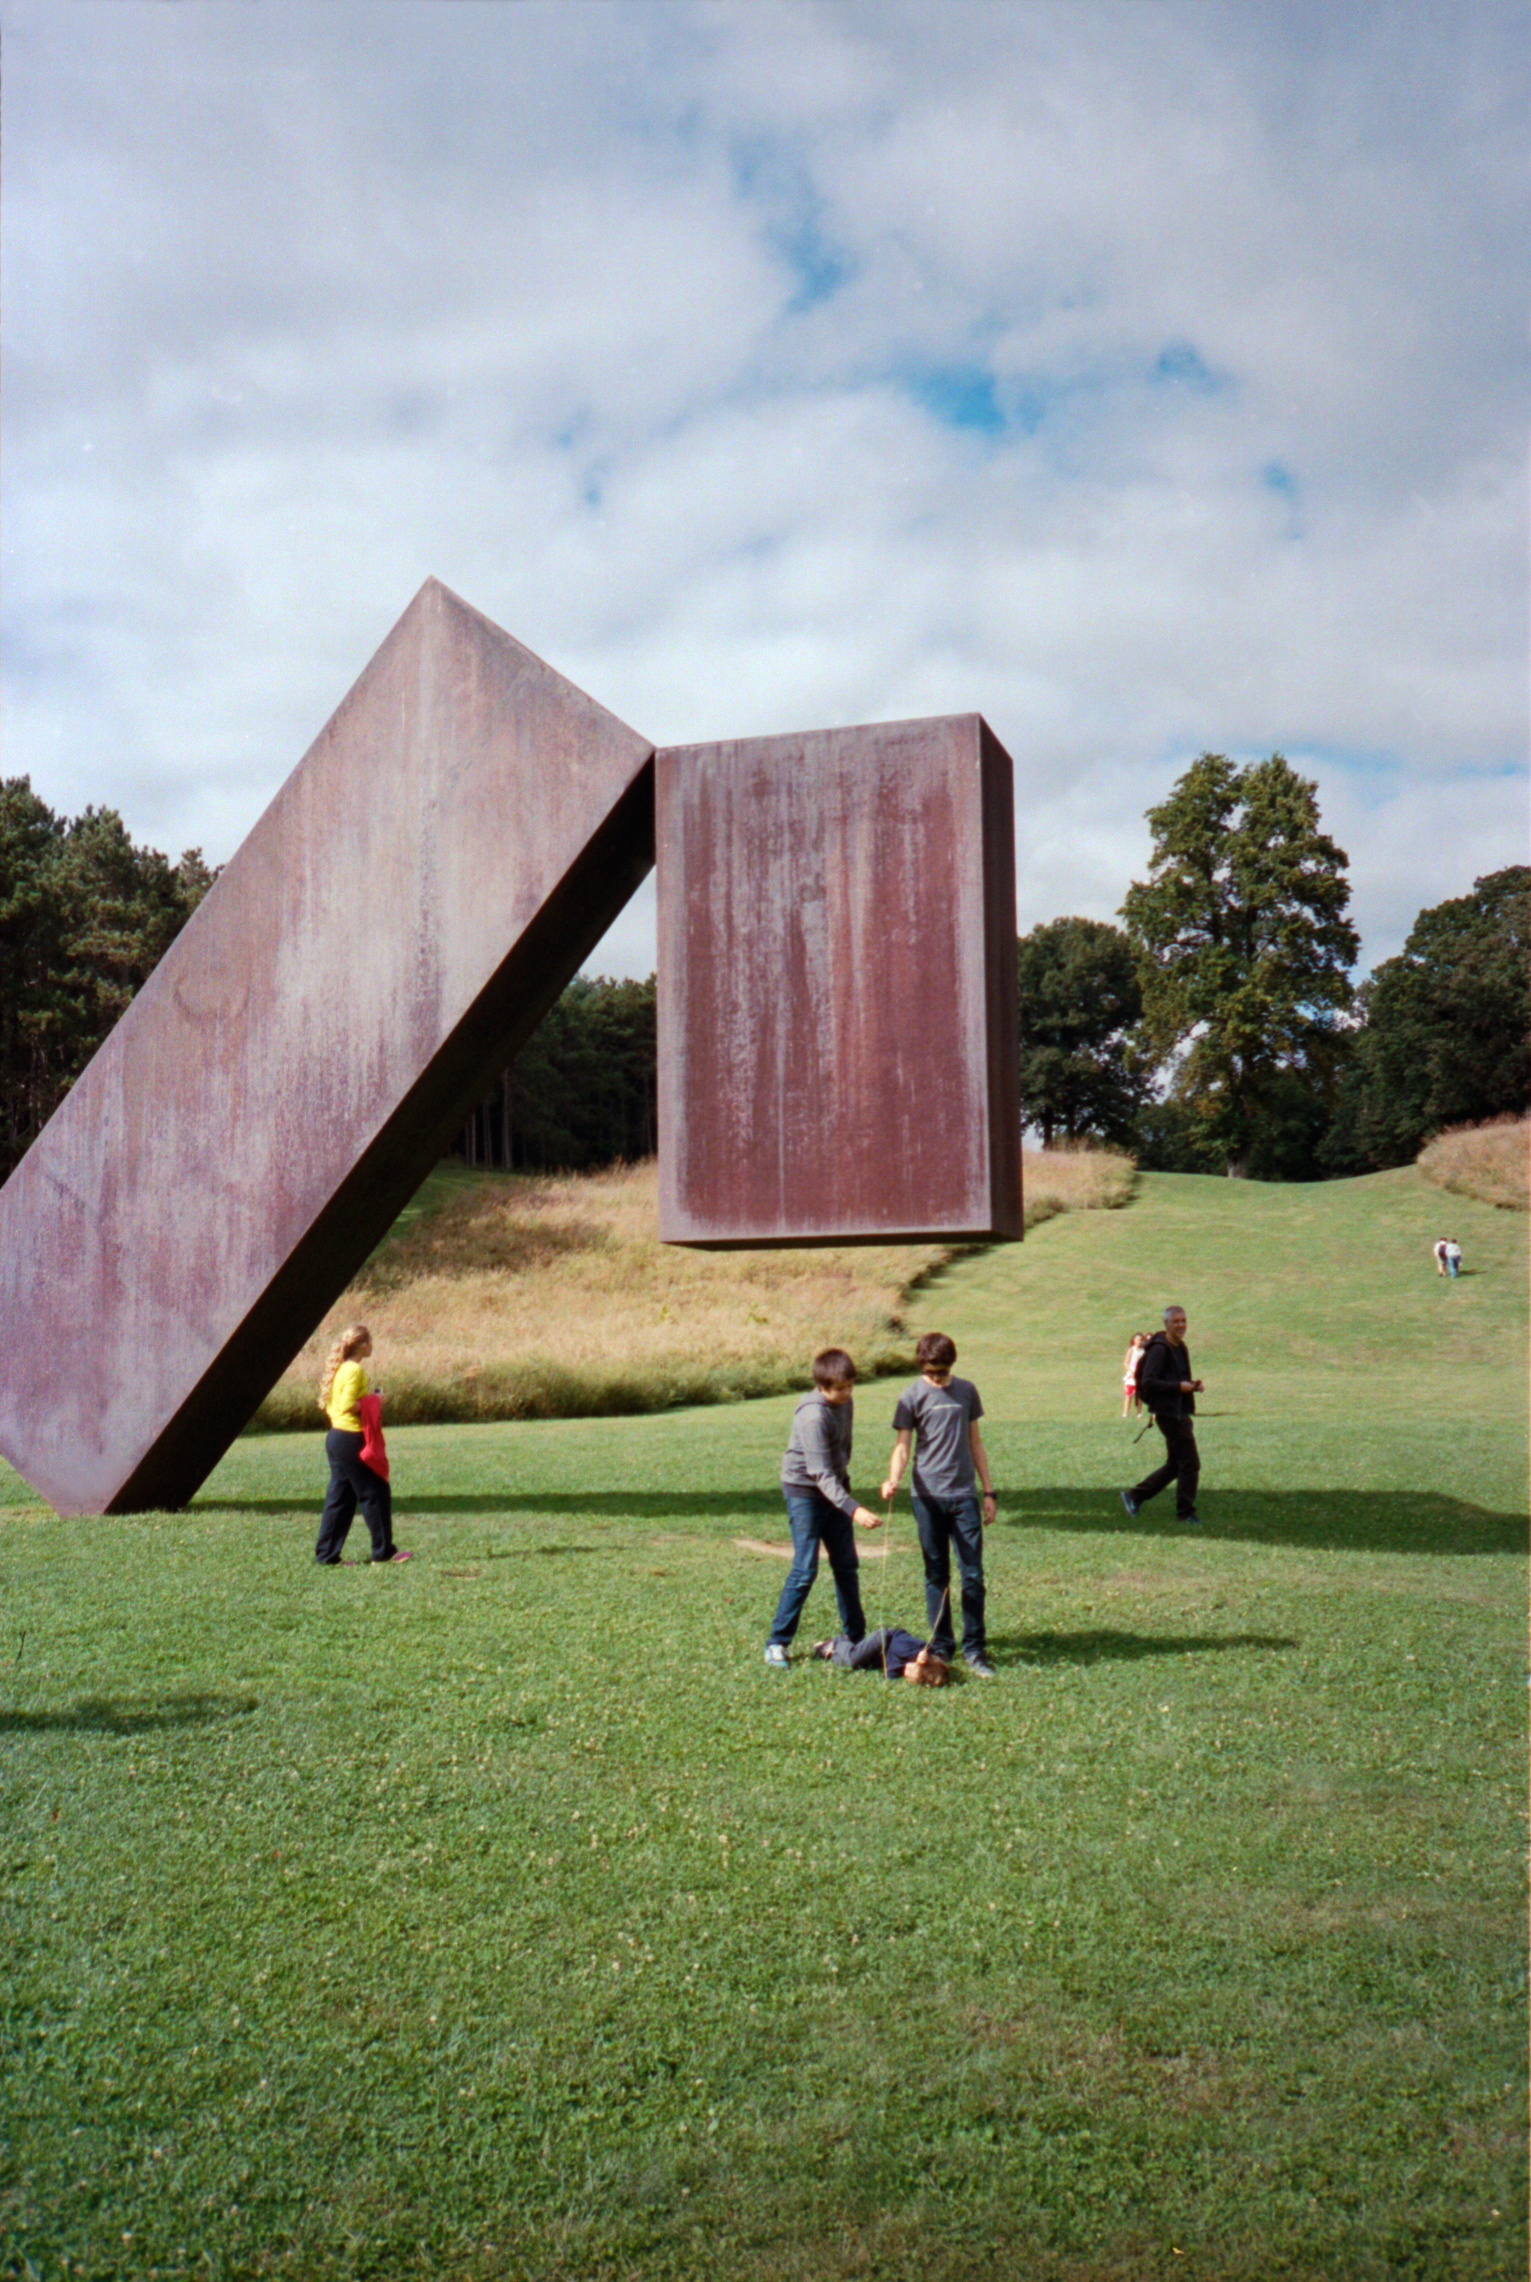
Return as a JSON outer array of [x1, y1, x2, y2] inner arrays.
[[880, 1476, 898, 1502], [853, 1505, 883, 1530]]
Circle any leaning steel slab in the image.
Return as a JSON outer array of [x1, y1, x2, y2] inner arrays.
[[0, 580, 655, 1514], [655, 715, 1022, 1246]]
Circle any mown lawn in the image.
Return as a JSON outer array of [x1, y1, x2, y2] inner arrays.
[[0, 1168, 1524, 2280]]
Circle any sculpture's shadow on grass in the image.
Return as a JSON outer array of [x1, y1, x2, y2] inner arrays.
[[195, 1486, 1525, 1557], [0, 1692, 259, 1736]]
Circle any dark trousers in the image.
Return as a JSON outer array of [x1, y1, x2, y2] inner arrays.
[[770, 1491, 867, 1646], [910, 1491, 986, 1662], [316, 1429, 394, 1562], [1132, 1413, 1200, 1519]]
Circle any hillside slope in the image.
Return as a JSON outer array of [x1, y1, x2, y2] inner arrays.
[[928, 1165, 1526, 1430]]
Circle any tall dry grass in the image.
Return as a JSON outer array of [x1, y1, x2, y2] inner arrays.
[[1417, 1113, 1529, 1213], [257, 1145, 1134, 1429]]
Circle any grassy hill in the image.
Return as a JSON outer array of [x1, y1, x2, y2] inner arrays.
[[0, 1168, 1524, 2282], [253, 1146, 1135, 1428]]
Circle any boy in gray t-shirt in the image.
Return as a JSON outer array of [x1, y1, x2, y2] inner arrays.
[[882, 1331, 997, 1677]]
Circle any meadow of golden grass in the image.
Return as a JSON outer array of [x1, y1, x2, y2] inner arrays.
[[257, 1145, 1134, 1428], [1417, 1112, 1529, 1213]]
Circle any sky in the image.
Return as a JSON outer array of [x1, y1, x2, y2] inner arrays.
[[3, 0, 1526, 982]]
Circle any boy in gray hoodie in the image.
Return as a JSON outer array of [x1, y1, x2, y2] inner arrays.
[[764, 1348, 883, 1668]]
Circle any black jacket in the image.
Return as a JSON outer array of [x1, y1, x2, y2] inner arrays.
[[1137, 1332, 1194, 1418]]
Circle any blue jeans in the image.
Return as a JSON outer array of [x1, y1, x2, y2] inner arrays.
[[769, 1491, 867, 1648], [911, 1490, 986, 1662]]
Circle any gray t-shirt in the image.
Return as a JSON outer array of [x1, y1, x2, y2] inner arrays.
[[892, 1375, 983, 1498], [780, 1391, 859, 1520]]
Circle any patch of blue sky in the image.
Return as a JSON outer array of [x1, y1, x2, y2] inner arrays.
[[1152, 339, 1228, 392], [1299, 743, 1528, 805], [728, 133, 855, 313], [897, 357, 1088, 440], [778, 214, 853, 311], [1263, 461, 1299, 500], [906, 364, 1006, 435]]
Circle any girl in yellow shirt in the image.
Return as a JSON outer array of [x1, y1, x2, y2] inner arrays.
[[314, 1323, 409, 1564]]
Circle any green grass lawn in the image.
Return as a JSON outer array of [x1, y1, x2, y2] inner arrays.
[[1, 1169, 1525, 2281]]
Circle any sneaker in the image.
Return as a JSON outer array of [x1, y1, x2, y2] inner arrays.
[[764, 1643, 790, 1669], [1180, 1512, 1202, 1527], [1120, 1489, 1140, 1517], [372, 1549, 414, 1563], [966, 1656, 997, 1679]]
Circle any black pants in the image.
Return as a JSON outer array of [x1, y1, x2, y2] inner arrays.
[[316, 1429, 394, 1562], [910, 1490, 987, 1662], [1132, 1413, 1200, 1519]]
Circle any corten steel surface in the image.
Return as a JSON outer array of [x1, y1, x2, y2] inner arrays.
[[0, 580, 655, 1515], [655, 715, 1022, 1246]]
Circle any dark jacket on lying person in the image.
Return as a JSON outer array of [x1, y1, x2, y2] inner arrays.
[[813, 1627, 950, 1682]]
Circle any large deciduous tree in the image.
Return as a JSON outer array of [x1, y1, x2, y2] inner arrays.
[[1322, 866, 1530, 1170], [1121, 753, 1358, 1177], [1016, 916, 1151, 1148]]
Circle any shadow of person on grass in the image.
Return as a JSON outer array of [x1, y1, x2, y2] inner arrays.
[[402, 1485, 1524, 1557], [989, 1627, 1297, 1667], [0, 1692, 259, 1736], [987, 1487, 1526, 1558]]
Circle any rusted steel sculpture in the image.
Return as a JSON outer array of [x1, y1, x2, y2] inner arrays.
[[656, 717, 1021, 1245], [0, 584, 1020, 1515], [0, 581, 655, 1515]]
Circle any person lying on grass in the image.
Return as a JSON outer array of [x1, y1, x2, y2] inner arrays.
[[764, 1347, 883, 1669], [811, 1629, 951, 1683]]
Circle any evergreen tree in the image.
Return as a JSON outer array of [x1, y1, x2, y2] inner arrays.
[[0, 779, 212, 1179], [1016, 916, 1152, 1147], [1121, 753, 1358, 1177], [454, 975, 658, 1172]]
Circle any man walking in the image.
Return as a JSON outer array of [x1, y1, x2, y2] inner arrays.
[[1121, 1305, 1204, 1526]]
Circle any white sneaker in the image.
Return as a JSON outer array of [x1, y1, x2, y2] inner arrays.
[[763, 1643, 790, 1669]]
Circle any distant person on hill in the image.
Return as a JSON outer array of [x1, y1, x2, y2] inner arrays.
[[1120, 1306, 1204, 1527], [1433, 1238, 1450, 1276], [764, 1348, 883, 1668], [314, 1323, 411, 1565], [1121, 1330, 1150, 1417], [881, 1332, 998, 1679], [1443, 1238, 1463, 1278], [810, 1630, 951, 1683]]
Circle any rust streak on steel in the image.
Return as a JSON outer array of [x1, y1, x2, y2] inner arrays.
[[0, 579, 655, 1514], [655, 716, 1022, 1246]]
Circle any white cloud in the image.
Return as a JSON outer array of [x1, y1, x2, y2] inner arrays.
[[1, 0, 1524, 984]]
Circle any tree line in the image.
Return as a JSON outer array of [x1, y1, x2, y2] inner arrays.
[[0, 778, 213, 1180], [3, 762, 1524, 1187], [1018, 752, 1528, 1177]]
